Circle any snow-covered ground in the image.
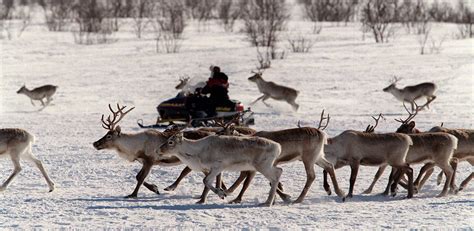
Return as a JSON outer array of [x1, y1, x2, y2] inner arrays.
[[1, 17, 473, 229]]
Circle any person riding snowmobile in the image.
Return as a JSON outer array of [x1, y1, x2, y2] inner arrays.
[[195, 66, 231, 117]]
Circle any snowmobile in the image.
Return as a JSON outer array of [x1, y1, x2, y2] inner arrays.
[[137, 93, 255, 129]]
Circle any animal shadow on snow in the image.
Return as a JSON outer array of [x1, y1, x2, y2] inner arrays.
[[74, 194, 260, 211]]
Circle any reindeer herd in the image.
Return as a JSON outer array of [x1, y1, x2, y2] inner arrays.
[[1, 75, 472, 207]]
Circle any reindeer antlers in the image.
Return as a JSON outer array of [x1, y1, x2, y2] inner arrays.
[[317, 110, 330, 130], [365, 113, 385, 133], [390, 76, 402, 84], [394, 98, 436, 124], [101, 103, 135, 131]]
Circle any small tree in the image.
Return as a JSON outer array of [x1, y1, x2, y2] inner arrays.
[[241, 0, 289, 59], [131, 0, 153, 39], [454, 0, 473, 39], [360, 0, 398, 43], [72, 0, 115, 44], [287, 34, 315, 53], [153, 0, 186, 53], [195, 0, 217, 32], [217, 0, 240, 32], [42, 0, 73, 32]]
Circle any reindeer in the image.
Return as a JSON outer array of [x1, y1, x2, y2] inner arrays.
[[164, 111, 345, 204], [175, 75, 206, 97], [397, 122, 474, 193], [158, 131, 283, 206], [323, 119, 415, 198], [0, 128, 55, 192], [363, 102, 458, 197], [17, 84, 57, 107], [92, 103, 215, 199], [248, 71, 299, 111], [383, 76, 437, 111]]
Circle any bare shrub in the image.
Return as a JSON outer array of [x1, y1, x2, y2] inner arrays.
[[217, 0, 240, 32], [153, 0, 187, 53], [416, 21, 431, 55], [72, 0, 115, 44], [299, 0, 357, 29], [131, 0, 153, 39], [241, 0, 289, 59], [1, 4, 31, 40], [428, 35, 446, 54], [256, 45, 272, 70], [428, 0, 455, 22], [454, 0, 473, 39], [195, 0, 217, 32], [287, 34, 315, 53], [42, 0, 73, 32], [360, 0, 398, 43], [105, 0, 125, 32]]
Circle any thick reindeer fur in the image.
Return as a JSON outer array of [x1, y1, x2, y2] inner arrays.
[[363, 133, 458, 197], [158, 134, 283, 206], [0, 128, 55, 192], [324, 131, 414, 198]]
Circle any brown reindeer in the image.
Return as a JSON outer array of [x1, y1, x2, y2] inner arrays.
[[383, 76, 437, 111], [17, 84, 57, 107]]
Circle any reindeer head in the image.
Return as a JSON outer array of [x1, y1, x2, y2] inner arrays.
[[248, 70, 263, 82], [383, 76, 401, 92], [158, 132, 184, 156], [16, 85, 27, 94], [93, 103, 135, 150], [394, 100, 433, 134], [175, 76, 190, 90]]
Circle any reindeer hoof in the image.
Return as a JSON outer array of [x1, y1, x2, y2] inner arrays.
[[228, 198, 242, 204], [195, 199, 206, 204], [217, 189, 227, 199], [124, 194, 137, 199], [362, 189, 372, 194], [164, 185, 177, 191]]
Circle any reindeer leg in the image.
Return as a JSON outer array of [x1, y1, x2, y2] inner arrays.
[[226, 171, 249, 195], [318, 158, 345, 199], [437, 163, 453, 197], [30, 99, 35, 106], [347, 162, 360, 198], [164, 166, 192, 191], [323, 169, 331, 195], [293, 161, 316, 203], [276, 182, 292, 204], [40, 99, 45, 106], [261, 95, 272, 108], [25, 150, 55, 192], [0, 156, 22, 191], [449, 158, 459, 193], [250, 95, 266, 105], [459, 172, 473, 191], [202, 168, 226, 201], [229, 171, 256, 204], [125, 161, 153, 198], [414, 163, 435, 193], [383, 167, 396, 196], [363, 165, 387, 194]]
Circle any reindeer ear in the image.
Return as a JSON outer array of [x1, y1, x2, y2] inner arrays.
[[115, 125, 121, 135], [408, 121, 416, 129]]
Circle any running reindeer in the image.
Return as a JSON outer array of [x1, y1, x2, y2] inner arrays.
[[383, 76, 437, 111], [157, 128, 283, 206], [175, 75, 206, 97], [0, 128, 55, 192], [395, 119, 474, 193], [92, 103, 214, 199], [248, 70, 299, 111], [362, 101, 458, 197], [17, 84, 57, 107]]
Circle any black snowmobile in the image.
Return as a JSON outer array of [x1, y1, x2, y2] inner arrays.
[[137, 93, 255, 129]]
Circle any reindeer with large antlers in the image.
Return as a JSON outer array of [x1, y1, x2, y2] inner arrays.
[[92, 103, 213, 198], [361, 101, 458, 197], [383, 76, 437, 111]]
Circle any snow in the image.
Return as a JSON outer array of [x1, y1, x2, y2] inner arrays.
[[1, 17, 473, 229]]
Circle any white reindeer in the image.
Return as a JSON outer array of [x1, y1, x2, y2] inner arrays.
[[175, 76, 206, 97], [17, 84, 57, 107], [383, 77, 437, 110], [248, 71, 299, 111], [0, 128, 55, 192], [158, 132, 283, 206]]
